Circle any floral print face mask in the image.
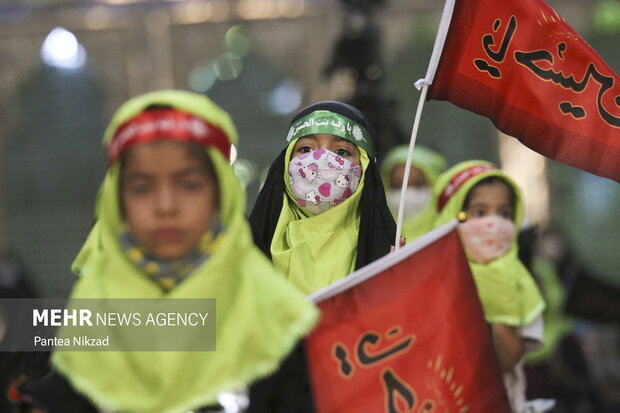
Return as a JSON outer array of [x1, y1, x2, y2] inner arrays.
[[458, 214, 515, 264], [288, 148, 362, 214]]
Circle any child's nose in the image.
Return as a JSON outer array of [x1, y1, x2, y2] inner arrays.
[[154, 186, 177, 214]]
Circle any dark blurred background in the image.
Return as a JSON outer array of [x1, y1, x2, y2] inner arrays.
[[0, 0, 618, 410]]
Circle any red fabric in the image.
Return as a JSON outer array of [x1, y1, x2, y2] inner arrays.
[[107, 109, 230, 163], [437, 164, 495, 212], [428, 0, 620, 182], [306, 228, 511, 413]]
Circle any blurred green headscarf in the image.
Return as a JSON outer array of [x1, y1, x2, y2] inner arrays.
[[380, 145, 446, 240], [433, 160, 545, 327], [380, 145, 446, 187], [51, 90, 319, 413]]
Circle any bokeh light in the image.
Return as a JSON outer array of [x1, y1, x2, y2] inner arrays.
[[224, 25, 251, 57], [232, 158, 258, 189], [188, 64, 217, 93], [213, 53, 243, 81], [40, 27, 87, 70], [267, 79, 302, 115]]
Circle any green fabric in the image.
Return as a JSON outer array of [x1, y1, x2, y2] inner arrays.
[[399, 204, 439, 241], [525, 257, 574, 364], [52, 91, 319, 413], [270, 143, 369, 294], [284, 110, 376, 158], [433, 160, 545, 327], [380, 145, 446, 241], [380, 145, 446, 187]]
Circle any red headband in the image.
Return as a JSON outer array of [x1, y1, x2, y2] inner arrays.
[[107, 108, 231, 163], [437, 164, 496, 212]]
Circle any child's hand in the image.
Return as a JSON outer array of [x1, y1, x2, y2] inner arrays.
[[390, 237, 407, 252], [491, 323, 525, 372]]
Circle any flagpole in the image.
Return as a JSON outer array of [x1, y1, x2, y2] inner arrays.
[[394, 0, 456, 250], [394, 84, 428, 249]]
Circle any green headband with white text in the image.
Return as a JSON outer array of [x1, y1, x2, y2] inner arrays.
[[284, 111, 376, 158]]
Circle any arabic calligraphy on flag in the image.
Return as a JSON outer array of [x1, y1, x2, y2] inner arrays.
[[428, 0, 620, 182], [306, 222, 511, 413]]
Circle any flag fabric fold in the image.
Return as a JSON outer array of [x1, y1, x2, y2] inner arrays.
[[305, 222, 511, 413], [427, 0, 620, 182]]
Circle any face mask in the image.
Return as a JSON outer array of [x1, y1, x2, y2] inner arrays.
[[288, 148, 362, 214], [458, 215, 515, 264], [387, 187, 432, 219]]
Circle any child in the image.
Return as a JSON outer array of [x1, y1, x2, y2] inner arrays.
[[28, 90, 319, 413], [249, 101, 396, 294], [380, 145, 446, 240], [432, 160, 545, 413]]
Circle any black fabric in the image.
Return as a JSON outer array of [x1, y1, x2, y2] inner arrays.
[[247, 341, 316, 413], [249, 100, 396, 269], [22, 349, 310, 413], [354, 158, 396, 269], [249, 149, 287, 260], [21, 371, 99, 413]]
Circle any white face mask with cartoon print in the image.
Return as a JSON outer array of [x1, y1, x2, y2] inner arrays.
[[288, 148, 362, 214]]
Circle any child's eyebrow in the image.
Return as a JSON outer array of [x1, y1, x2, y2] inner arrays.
[[296, 136, 317, 144], [468, 201, 490, 207], [123, 172, 153, 181], [174, 166, 209, 177]]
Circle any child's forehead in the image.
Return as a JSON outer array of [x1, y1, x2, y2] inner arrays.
[[121, 140, 212, 173], [468, 179, 512, 201], [123, 140, 204, 160]]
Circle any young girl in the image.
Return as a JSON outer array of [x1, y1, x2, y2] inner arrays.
[[249, 101, 396, 294], [432, 160, 546, 413], [28, 90, 319, 413], [380, 145, 446, 240]]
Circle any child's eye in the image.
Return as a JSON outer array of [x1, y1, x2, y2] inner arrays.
[[129, 184, 151, 195], [336, 148, 351, 156], [180, 180, 203, 191], [298, 146, 312, 153], [500, 209, 514, 219], [472, 209, 486, 217]]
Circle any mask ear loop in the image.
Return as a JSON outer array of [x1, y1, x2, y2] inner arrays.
[[457, 211, 468, 223]]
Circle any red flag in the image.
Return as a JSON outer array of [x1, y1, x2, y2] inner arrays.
[[306, 222, 511, 413], [427, 0, 620, 182]]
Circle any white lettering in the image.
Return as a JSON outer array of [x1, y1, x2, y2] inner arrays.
[[96, 312, 107, 325], [33, 309, 48, 326], [80, 309, 93, 326], [50, 309, 62, 327]]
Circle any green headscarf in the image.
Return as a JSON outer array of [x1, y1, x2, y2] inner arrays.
[[380, 145, 446, 187], [380, 145, 446, 240], [51, 90, 319, 413], [433, 160, 545, 327], [524, 257, 573, 364], [285, 110, 376, 158]]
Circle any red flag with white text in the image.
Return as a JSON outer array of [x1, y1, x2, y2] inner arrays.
[[427, 0, 620, 182], [306, 222, 511, 413]]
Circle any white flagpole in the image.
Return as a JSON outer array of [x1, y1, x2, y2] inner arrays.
[[394, 0, 456, 250], [394, 85, 428, 249]]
